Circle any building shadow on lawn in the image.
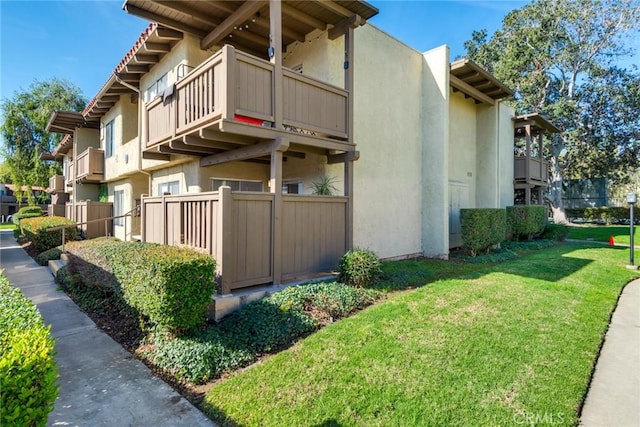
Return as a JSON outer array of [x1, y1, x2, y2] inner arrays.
[[374, 242, 626, 293]]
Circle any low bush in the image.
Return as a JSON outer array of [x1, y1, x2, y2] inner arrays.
[[0, 271, 58, 426], [13, 227, 21, 239], [153, 282, 380, 383], [338, 248, 383, 287], [460, 208, 506, 256], [36, 247, 63, 266], [21, 216, 77, 252], [566, 207, 637, 223], [506, 205, 548, 240], [542, 223, 570, 241], [503, 239, 557, 252], [12, 205, 43, 226]]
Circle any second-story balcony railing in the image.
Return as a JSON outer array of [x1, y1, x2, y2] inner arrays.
[[146, 45, 349, 149], [65, 162, 74, 188], [49, 175, 65, 193], [514, 156, 549, 184], [76, 147, 105, 183]]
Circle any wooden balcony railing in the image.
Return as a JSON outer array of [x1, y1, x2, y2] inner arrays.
[[65, 162, 74, 187], [146, 45, 349, 148], [76, 147, 105, 183], [141, 188, 348, 294], [49, 175, 65, 193], [514, 156, 548, 183]]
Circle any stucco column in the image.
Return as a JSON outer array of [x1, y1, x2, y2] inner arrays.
[[422, 46, 450, 258]]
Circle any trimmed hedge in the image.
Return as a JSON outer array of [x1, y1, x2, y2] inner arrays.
[[36, 247, 63, 266], [566, 206, 638, 223], [460, 208, 506, 257], [542, 223, 570, 241], [338, 248, 383, 288], [64, 239, 216, 333], [12, 205, 43, 225], [0, 271, 58, 426], [506, 205, 547, 240], [21, 216, 77, 252]]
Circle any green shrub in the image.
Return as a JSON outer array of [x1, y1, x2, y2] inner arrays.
[[0, 271, 58, 426], [12, 205, 43, 225], [506, 206, 548, 240], [460, 208, 506, 257], [13, 227, 22, 239], [36, 247, 63, 266], [338, 248, 383, 287], [152, 282, 380, 383], [566, 207, 637, 223], [102, 242, 216, 333], [542, 223, 570, 241], [21, 216, 77, 252]]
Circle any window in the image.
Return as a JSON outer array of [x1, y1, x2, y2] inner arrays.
[[114, 190, 124, 226], [282, 180, 302, 194], [104, 120, 114, 158], [212, 178, 263, 192], [158, 181, 180, 195], [144, 72, 169, 103], [177, 64, 194, 80]]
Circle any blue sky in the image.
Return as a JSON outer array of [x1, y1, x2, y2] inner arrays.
[[0, 0, 637, 104], [0, 0, 529, 103]]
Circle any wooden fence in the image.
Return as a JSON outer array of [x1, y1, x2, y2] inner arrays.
[[141, 187, 348, 293], [65, 201, 113, 238]]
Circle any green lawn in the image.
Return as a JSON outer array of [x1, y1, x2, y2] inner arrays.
[[0, 222, 16, 230], [205, 244, 639, 426], [567, 224, 639, 246]]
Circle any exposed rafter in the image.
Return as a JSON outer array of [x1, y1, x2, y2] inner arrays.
[[281, 3, 325, 30], [201, 0, 266, 50], [124, 4, 207, 37], [200, 137, 289, 167]]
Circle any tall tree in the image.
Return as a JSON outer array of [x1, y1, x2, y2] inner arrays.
[[1, 78, 86, 204], [465, 0, 640, 222]]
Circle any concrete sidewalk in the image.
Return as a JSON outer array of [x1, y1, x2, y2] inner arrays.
[[580, 278, 640, 427], [0, 230, 214, 427]]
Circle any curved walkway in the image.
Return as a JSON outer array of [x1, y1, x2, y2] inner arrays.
[[580, 278, 640, 426], [0, 231, 214, 427]]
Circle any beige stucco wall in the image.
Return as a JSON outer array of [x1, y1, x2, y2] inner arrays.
[[422, 45, 450, 258], [448, 91, 478, 207], [200, 161, 270, 192], [151, 161, 202, 196], [498, 102, 515, 207], [349, 24, 424, 259], [283, 29, 345, 88], [103, 95, 140, 181], [108, 174, 147, 241], [475, 104, 498, 208]]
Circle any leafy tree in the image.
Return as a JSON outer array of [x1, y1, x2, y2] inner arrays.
[[465, 0, 640, 222], [1, 78, 85, 205]]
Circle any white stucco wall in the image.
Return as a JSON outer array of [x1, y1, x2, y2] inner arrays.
[[348, 24, 424, 259], [422, 45, 450, 258]]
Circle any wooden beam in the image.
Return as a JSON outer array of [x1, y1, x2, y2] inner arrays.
[[143, 42, 171, 53], [199, 128, 254, 145], [125, 64, 149, 74], [142, 151, 170, 161], [449, 75, 495, 105], [200, 137, 289, 167], [317, 0, 352, 17], [183, 135, 239, 150], [327, 150, 359, 164], [169, 140, 220, 154], [157, 145, 200, 157], [283, 151, 305, 159], [100, 95, 121, 102], [133, 53, 159, 63], [124, 4, 207, 38], [231, 28, 270, 49], [201, 0, 266, 50], [270, 0, 283, 129], [281, 3, 325, 30], [156, 27, 183, 40], [114, 73, 139, 82], [328, 14, 363, 40], [151, 1, 223, 26]]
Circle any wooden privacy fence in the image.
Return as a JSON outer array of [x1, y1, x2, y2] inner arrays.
[[65, 201, 113, 239], [141, 187, 348, 294]]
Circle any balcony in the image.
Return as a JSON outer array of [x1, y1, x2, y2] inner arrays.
[[65, 162, 74, 188], [514, 156, 548, 185], [145, 45, 349, 155], [49, 175, 65, 193], [76, 147, 105, 183]]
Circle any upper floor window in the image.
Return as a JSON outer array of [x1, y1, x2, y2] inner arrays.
[[158, 180, 180, 195], [143, 72, 168, 104], [282, 180, 302, 194], [177, 64, 194, 80], [212, 178, 263, 192], [104, 120, 114, 158]]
